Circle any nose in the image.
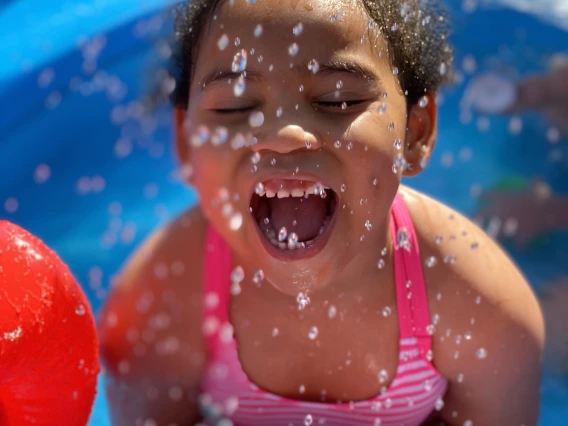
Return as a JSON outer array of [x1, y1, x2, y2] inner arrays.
[[251, 124, 322, 154]]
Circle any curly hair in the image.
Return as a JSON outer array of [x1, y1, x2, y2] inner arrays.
[[168, 0, 453, 109]]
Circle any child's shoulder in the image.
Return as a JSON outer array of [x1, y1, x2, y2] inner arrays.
[[401, 185, 544, 379], [119, 205, 209, 286]]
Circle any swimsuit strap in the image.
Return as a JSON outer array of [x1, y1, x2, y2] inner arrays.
[[202, 226, 232, 357], [390, 193, 433, 355]]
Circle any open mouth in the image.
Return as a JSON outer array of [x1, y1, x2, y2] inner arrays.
[[249, 178, 339, 258]]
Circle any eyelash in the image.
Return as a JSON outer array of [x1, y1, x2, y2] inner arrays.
[[213, 100, 364, 114]]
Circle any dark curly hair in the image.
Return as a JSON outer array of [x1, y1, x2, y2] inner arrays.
[[168, 0, 453, 110]]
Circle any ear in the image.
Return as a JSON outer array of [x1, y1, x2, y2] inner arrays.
[[403, 93, 438, 177]]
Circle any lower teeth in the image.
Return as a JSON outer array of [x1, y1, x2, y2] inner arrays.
[[262, 216, 331, 250]]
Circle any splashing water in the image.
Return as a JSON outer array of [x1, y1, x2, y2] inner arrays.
[[308, 326, 318, 340], [231, 49, 247, 73], [297, 292, 310, 310], [288, 43, 299, 56]]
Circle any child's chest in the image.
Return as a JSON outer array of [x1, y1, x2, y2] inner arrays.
[[228, 289, 401, 402]]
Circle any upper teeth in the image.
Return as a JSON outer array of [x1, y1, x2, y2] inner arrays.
[[258, 183, 329, 199]]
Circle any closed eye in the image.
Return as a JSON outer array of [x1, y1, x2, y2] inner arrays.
[[315, 100, 365, 108], [212, 106, 255, 114]]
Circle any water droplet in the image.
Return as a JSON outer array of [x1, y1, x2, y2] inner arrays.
[[336, 80, 343, 89], [435, 398, 445, 411], [463, 420, 473, 426], [476, 348, 487, 359], [75, 305, 86, 315], [305, 140, 311, 149], [191, 125, 210, 147], [392, 67, 399, 76], [229, 212, 243, 230], [475, 296, 482, 304], [439, 62, 447, 76], [377, 103, 387, 115], [231, 266, 244, 283], [377, 369, 388, 384], [341, 102, 347, 110], [313, 182, 324, 195], [211, 127, 229, 146], [464, 331, 472, 340], [340, 184, 346, 192], [234, 74, 246, 97], [384, 398, 392, 408], [251, 153, 261, 166], [288, 43, 299, 56], [457, 373, 464, 383], [419, 96, 429, 108], [231, 49, 247, 72], [297, 292, 311, 310], [382, 306, 392, 317], [276, 106, 283, 117], [377, 259, 385, 269], [434, 234, 443, 244], [234, 37, 240, 46], [391, 23, 399, 32], [426, 349, 434, 361], [365, 220, 373, 231], [278, 227, 288, 242], [308, 326, 318, 340], [374, 419, 382, 426], [271, 158, 276, 166], [304, 414, 313, 426], [248, 111, 264, 128], [33, 164, 52, 184], [425, 256, 438, 268], [299, 384, 306, 394], [393, 139, 402, 149], [253, 270, 264, 285], [288, 232, 298, 249], [432, 313, 440, 324], [424, 379, 432, 391], [373, 178, 379, 186], [217, 34, 229, 50], [328, 305, 337, 319], [293, 23, 304, 36], [396, 227, 411, 251], [308, 59, 320, 73], [381, 247, 387, 256], [272, 327, 279, 337], [254, 24, 263, 37], [426, 324, 436, 335]]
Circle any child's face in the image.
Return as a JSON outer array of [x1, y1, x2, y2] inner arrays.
[[176, 0, 435, 295]]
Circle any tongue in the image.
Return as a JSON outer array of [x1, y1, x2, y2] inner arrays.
[[270, 195, 328, 241]]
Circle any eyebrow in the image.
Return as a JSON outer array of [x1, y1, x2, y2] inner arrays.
[[198, 59, 382, 90]]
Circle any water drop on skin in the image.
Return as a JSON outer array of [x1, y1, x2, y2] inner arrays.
[[381, 306, 392, 317], [254, 24, 263, 37], [308, 59, 319, 73], [419, 96, 429, 108], [288, 43, 299, 56], [304, 414, 313, 426], [308, 326, 318, 340], [231, 49, 247, 72], [293, 23, 304, 36], [234, 74, 246, 97], [328, 305, 337, 319], [248, 111, 264, 127], [476, 348, 487, 359], [425, 256, 438, 268], [217, 34, 229, 50], [253, 269, 264, 285]]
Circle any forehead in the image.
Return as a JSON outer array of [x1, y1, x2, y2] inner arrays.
[[200, 0, 380, 55]]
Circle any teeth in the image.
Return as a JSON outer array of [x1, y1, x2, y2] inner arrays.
[[270, 238, 278, 246], [256, 183, 330, 198], [258, 214, 333, 251]]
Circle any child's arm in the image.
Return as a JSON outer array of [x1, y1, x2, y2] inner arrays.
[[98, 210, 208, 426], [407, 189, 545, 426]]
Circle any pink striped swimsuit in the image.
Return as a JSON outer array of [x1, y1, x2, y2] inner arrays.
[[200, 194, 448, 426]]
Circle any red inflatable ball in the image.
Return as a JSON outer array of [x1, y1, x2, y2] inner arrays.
[[0, 221, 99, 426]]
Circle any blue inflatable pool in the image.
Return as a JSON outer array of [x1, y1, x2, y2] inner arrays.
[[1, 1, 566, 425]]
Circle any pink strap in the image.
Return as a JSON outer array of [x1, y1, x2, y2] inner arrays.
[[202, 226, 232, 357], [390, 193, 432, 346]]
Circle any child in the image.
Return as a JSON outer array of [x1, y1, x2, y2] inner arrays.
[[98, 1, 544, 425]]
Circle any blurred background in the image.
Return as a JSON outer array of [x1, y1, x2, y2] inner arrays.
[[0, 0, 566, 425]]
